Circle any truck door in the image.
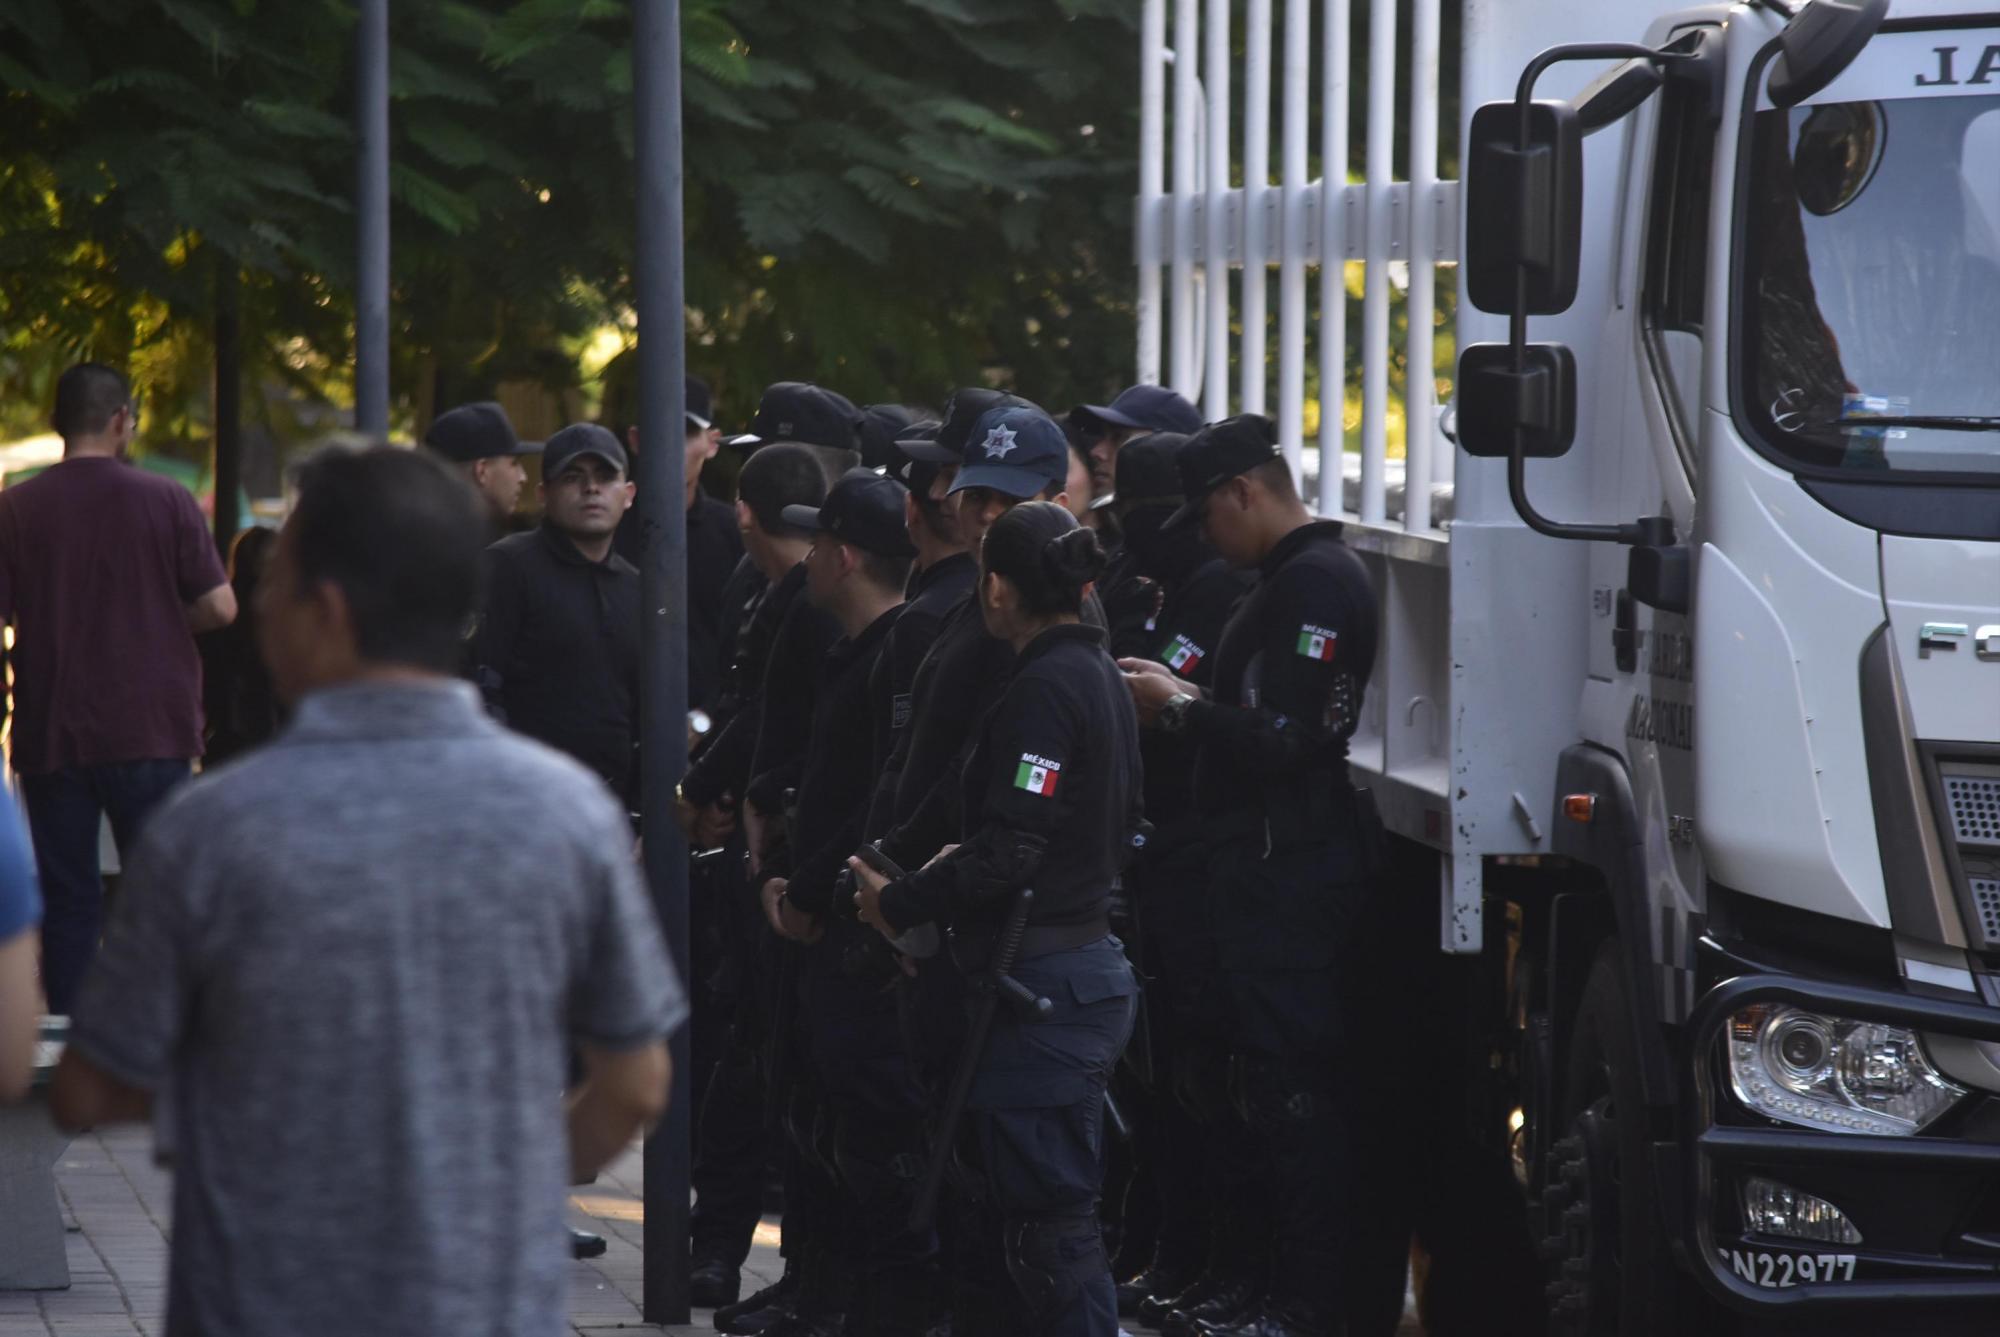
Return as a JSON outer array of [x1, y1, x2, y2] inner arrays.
[[1593, 42, 1713, 1020]]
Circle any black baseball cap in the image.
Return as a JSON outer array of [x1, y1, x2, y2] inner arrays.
[[1095, 431, 1190, 511], [1072, 384, 1203, 437], [685, 375, 714, 431], [889, 420, 947, 494], [948, 405, 1071, 501], [1163, 415, 1283, 530], [859, 404, 934, 472], [543, 422, 630, 479], [723, 382, 864, 453], [781, 468, 917, 558], [422, 402, 535, 463], [898, 387, 1038, 464]]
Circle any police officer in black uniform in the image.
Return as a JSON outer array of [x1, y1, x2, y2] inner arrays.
[[1069, 388, 1202, 663], [467, 423, 640, 806], [611, 374, 743, 716], [1068, 384, 1204, 500], [1093, 433, 1261, 1324], [851, 501, 1142, 1337], [1123, 415, 1382, 1337], [865, 420, 976, 840], [872, 395, 1076, 874], [677, 440, 831, 1320], [754, 470, 930, 1337]]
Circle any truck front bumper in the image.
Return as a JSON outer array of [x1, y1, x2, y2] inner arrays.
[[1687, 972, 2000, 1315]]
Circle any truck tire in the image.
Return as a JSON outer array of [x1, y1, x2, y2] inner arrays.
[[1544, 947, 1717, 1337]]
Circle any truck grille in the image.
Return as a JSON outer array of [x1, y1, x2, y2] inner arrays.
[[1943, 770, 2000, 847], [1973, 879, 2000, 947]]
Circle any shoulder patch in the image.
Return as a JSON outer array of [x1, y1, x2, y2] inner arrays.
[[1162, 633, 1205, 673], [1013, 753, 1061, 796], [1296, 624, 1337, 662]]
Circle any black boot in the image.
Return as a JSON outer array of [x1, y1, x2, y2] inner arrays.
[[569, 1227, 607, 1260], [715, 1261, 798, 1334], [1142, 1270, 1239, 1329], [691, 1253, 743, 1309], [758, 1250, 852, 1337], [1118, 1255, 1201, 1319], [1197, 1294, 1343, 1337], [1163, 1277, 1262, 1337]]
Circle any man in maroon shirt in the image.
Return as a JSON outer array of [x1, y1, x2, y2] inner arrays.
[[0, 363, 235, 1013]]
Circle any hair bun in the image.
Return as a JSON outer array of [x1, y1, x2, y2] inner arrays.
[[1039, 525, 1108, 592]]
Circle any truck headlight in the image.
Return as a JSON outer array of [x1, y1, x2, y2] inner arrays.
[[1727, 1005, 1965, 1135]]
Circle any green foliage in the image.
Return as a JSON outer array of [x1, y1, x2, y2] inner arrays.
[[0, 0, 1147, 453]]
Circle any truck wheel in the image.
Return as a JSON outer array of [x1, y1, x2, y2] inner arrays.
[[1542, 948, 1717, 1337]]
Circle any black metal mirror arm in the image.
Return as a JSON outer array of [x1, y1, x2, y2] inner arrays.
[[1508, 42, 1690, 546]]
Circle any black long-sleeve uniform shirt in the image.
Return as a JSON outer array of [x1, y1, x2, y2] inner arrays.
[[469, 523, 641, 805], [1135, 554, 1252, 834], [875, 581, 1110, 871], [863, 552, 978, 840], [767, 604, 903, 916], [1189, 521, 1378, 816], [880, 624, 1142, 933], [873, 586, 1016, 870], [681, 561, 803, 808], [704, 555, 768, 730], [744, 586, 842, 820], [1099, 546, 1163, 661], [613, 489, 744, 714]]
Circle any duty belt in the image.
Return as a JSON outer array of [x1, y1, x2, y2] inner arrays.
[[1018, 916, 1112, 959]]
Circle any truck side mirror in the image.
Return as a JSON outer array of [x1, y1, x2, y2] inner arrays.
[[1767, 0, 1889, 108], [1573, 58, 1663, 134], [1627, 517, 1691, 614], [1464, 100, 1584, 316], [1456, 343, 1577, 459]]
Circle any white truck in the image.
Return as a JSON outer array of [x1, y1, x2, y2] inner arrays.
[[1132, 0, 2000, 1330]]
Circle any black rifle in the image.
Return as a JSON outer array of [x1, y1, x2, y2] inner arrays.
[[909, 886, 1053, 1231]]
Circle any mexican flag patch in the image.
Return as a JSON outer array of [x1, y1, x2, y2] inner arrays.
[[1163, 633, 1205, 673], [1296, 624, 1338, 662], [1014, 753, 1061, 797]]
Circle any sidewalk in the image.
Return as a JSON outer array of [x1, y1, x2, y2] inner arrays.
[[3, 1126, 783, 1337], [14, 1126, 1408, 1336]]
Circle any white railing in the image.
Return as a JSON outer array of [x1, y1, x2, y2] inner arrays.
[[1134, 0, 1459, 536]]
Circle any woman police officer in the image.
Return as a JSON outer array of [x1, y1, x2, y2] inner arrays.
[[850, 501, 1142, 1337]]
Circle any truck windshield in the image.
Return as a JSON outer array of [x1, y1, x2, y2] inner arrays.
[[1740, 91, 2000, 478]]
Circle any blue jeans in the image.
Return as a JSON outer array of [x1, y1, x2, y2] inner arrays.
[[21, 759, 192, 1014]]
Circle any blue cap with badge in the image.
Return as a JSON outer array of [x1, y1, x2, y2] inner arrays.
[[947, 405, 1071, 501]]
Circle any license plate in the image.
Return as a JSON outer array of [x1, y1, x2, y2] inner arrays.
[[1727, 1249, 1857, 1287]]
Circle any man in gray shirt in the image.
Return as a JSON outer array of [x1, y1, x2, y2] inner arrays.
[[51, 445, 686, 1337]]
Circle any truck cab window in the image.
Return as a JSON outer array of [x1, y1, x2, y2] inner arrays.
[[1740, 89, 2000, 478], [1642, 67, 1717, 468]]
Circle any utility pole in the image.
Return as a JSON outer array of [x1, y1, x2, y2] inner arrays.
[[632, 0, 692, 1324], [354, 0, 390, 436], [212, 258, 241, 554]]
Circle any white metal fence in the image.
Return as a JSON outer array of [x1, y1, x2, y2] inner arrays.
[[1134, 0, 1460, 535]]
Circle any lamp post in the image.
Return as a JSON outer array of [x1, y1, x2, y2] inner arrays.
[[632, 0, 692, 1324], [354, 0, 389, 437]]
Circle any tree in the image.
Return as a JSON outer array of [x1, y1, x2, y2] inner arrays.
[[0, 0, 1148, 458]]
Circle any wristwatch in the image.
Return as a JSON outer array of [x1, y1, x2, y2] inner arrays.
[[1157, 692, 1198, 733]]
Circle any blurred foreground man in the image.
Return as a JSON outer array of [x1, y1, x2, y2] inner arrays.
[[52, 446, 685, 1337]]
